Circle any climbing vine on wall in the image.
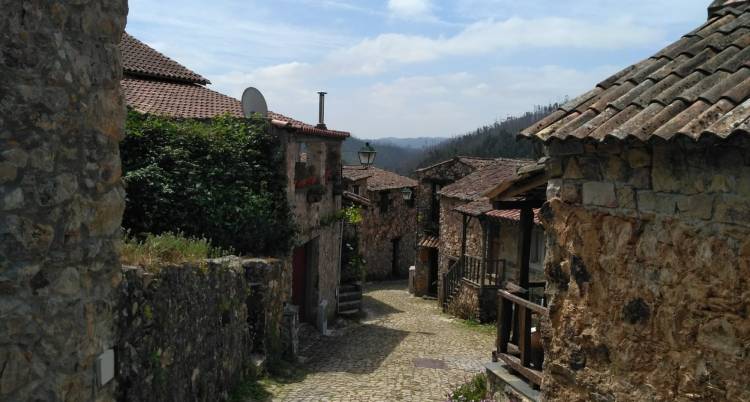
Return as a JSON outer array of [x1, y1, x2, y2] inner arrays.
[[121, 111, 295, 256]]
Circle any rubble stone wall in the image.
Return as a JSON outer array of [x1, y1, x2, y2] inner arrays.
[[0, 2, 127, 401], [359, 189, 418, 280], [116, 258, 288, 402], [541, 136, 750, 402]]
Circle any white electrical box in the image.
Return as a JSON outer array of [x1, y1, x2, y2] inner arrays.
[[96, 349, 115, 387]]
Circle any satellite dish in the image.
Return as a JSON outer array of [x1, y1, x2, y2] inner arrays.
[[241, 87, 268, 118]]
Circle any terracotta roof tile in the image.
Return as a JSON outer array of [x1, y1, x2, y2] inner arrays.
[[122, 77, 243, 119], [439, 159, 530, 201], [121, 33, 349, 138], [121, 33, 209, 84], [342, 166, 417, 191], [522, 4, 750, 142], [485, 208, 541, 225], [419, 236, 439, 249]]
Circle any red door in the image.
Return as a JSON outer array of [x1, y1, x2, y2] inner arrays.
[[292, 246, 307, 321]]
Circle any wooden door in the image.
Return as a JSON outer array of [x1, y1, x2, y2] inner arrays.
[[292, 246, 307, 320]]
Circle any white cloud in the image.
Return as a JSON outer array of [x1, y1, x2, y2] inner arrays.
[[323, 16, 662, 75], [388, 0, 433, 19]]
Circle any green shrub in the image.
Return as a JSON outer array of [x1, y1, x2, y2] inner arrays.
[[121, 111, 295, 256], [447, 374, 488, 402], [121, 231, 233, 270]]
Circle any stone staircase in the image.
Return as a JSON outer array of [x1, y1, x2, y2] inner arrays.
[[337, 283, 362, 316]]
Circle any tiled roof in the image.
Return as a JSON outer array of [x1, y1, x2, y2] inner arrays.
[[454, 198, 494, 217], [521, 4, 750, 143], [486, 209, 542, 225], [415, 156, 500, 173], [122, 77, 243, 119], [120, 32, 349, 138], [121, 33, 209, 85], [342, 166, 418, 191], [439, 159, 530, 201], [418, 236, 440, 249], [269, 111, 350, 138]]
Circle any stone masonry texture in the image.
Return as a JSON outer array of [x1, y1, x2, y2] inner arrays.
[[541, 136, 750, 401], [117, 258, 288, 402], [0, 2, 127, 401]]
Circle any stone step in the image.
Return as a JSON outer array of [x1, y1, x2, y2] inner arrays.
[[338, 308, 360, 315], [339, 285, 362, 293], [339, 291, 362, 302], [338, 300, 361, 309]]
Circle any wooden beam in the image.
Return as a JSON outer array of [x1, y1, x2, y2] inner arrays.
[[481, 220, 489, 289], [518, 207, 534, 291], [498, 290, 548, 315], [496, 353, 543, 386], [498, 296, 512, 354]]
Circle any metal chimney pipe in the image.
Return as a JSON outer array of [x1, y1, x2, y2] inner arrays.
[[317, 91, 327, 129]]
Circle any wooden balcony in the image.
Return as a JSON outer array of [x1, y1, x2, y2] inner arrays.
[[495, 283, 548, 388]]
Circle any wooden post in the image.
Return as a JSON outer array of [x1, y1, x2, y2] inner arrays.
[[498, 295, 512, 354], [518, 207, 534, 292], [480, 219, 488, 289], [460, 214, 468, 277], [518, 305, 532, 368]]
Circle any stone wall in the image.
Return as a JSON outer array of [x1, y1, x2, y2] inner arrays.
[[359, 188, 418, 280], [0, 2, 127, 401], [541, 136, 750, 401], [116, 257, 288, 402]]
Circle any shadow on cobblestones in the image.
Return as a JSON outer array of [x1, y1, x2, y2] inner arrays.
[[265, 280, 495, 401]]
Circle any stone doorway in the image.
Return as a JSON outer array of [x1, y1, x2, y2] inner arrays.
[[427, 248, 439, 296], [391, 237, 401, 278]]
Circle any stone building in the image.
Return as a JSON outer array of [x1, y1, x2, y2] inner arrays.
[[0, 2, 128, 401], [342, 166, 418, 280], [120, 33, 351, 329], [487, 2, 750, 400], [431, 159, 545, 322], [413, 157, 513, 297]]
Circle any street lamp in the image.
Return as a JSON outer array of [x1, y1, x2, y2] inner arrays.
[[358, 142, 377, 168], [401, 187, 413, 201]]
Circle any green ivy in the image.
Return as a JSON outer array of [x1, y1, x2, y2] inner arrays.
[[121, 111, 295, 256]]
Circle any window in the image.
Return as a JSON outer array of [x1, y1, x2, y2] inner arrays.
[[379, 192, 390, 213], [352, 185, 360, 195]]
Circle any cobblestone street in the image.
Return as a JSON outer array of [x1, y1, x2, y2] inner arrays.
[[266, 281, 495, 402]]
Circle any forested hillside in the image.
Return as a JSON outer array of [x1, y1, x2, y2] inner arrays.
[[342, 137, 425, 175], [342, 103, 559, 175], [417, 103, 559, 168]]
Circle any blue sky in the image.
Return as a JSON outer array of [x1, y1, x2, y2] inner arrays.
[[127, 0, 710, 139]]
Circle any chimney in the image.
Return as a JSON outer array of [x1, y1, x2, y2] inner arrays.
[[316, 91, 327, 129]]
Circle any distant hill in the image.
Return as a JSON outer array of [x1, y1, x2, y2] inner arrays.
[[342, 103, 559, 176], [417, 104, 559, 168], [342, 137, 424, 176], [371, 137, 446, 150]]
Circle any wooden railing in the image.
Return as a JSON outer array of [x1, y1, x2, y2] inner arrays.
[[461, 256, 506, 287], [496, 284, 548, 388], [441, 259, 461, 310]]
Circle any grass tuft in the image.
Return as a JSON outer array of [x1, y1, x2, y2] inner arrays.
[[121, 231, 234, 270], [447, 373, 488, 402]]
